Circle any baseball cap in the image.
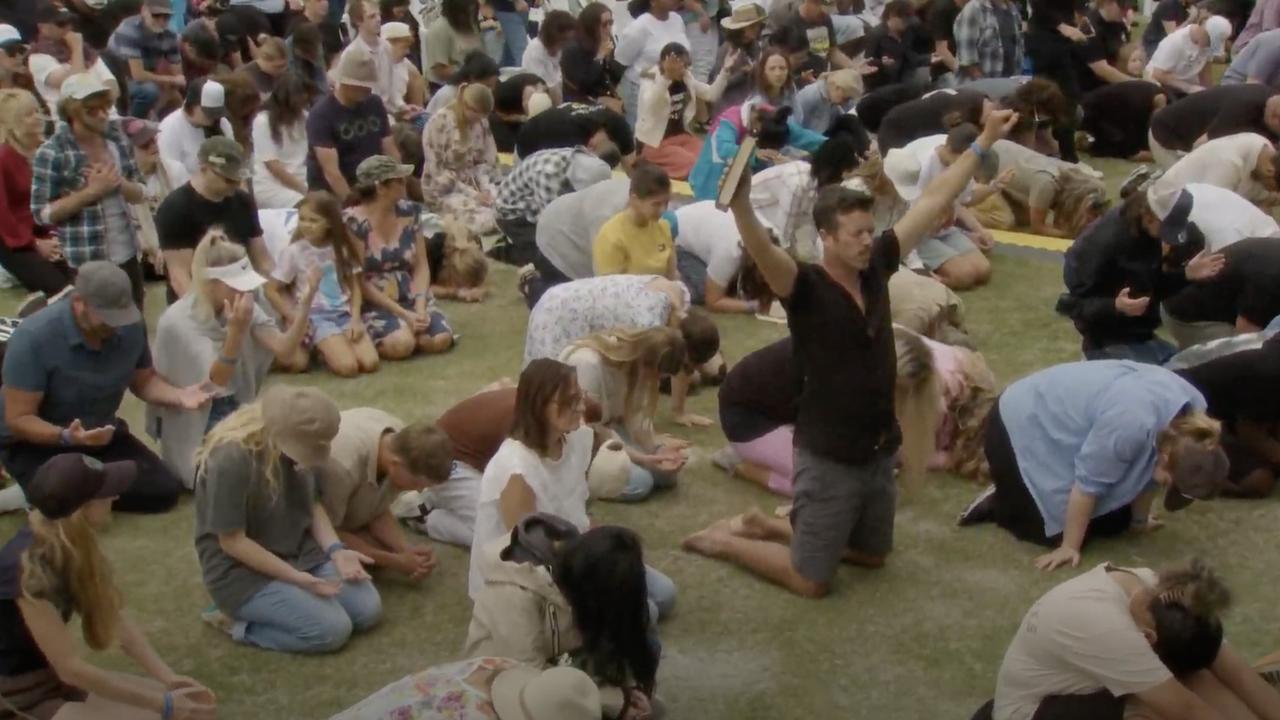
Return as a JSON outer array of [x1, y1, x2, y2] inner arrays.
[[26, 454, 136, 520], [198, 136, 247, 180], [144, 0, 174, 15], [35, 3, 74, 25], [334, 45, 378, 89], [204, 255, 266, 292], [0, 25, 24, 51], [356, 154, 415, 185], [491, 666, 602, 720], [1205, 15, 1232, 56], [60, 72, 111, 101], [122, 117, 159, 147], [1160, 189, 1194, 246], [74, 261, 142, 327], [1164, 443, 1230, 512], [381, 21, 413, 41], [191, 78, 226, 119], [261, 385, 341, 468]]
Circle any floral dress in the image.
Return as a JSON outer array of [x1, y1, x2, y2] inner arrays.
[[421, 107, 502, 234], [331, 657, 518, 720], [345, 199, 452, 343]]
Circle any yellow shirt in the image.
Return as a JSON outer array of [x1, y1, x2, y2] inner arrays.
[[592, 211, 674, 277]]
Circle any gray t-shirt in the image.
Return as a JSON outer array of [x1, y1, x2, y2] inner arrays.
[[193, 443, 328, 614], [534, 177, 631, 280], [1224, 29, 1280, 85]]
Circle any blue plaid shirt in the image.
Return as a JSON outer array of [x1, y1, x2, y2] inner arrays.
[[30, 120, 141, 268], [106, 15, 181, 71], [954, 0, 1025, 78]]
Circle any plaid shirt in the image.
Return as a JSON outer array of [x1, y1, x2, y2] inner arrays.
[[106, 15, 181, 71], [496, 147, 583, 224], [30, 120, 141, 267], [749, 161, 821, 262], [954, 0, 1025, 78]]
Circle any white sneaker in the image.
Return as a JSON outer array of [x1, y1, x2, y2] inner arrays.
[[710, 446, 741, 474], [957, 484, 997, 526]]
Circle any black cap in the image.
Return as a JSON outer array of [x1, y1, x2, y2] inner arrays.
[[26, 454, 136, 520], [1160, 189, 1194, 247], [35, 2, 74, 25]]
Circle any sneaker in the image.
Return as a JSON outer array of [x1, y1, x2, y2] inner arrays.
[[516, 264, 538, 301], [710, 446, 741, 474], [201, 605, 235, 636], [16, 292, 46, 319], [1120, 166, 1159, 199], [957, 485, 998, 526]]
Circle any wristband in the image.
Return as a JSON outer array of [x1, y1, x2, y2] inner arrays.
[[216, 353, 238, 366], [58, 428, 71, 446], [325, 541, 347, 557], [162, 691, 173, 720], [969, 141, 988, 158]]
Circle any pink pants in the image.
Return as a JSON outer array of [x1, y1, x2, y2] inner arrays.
[[731, 425, 796, 497], [640, 133, 703, 180]]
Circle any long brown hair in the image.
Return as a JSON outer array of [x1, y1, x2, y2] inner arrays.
[[23, 510, 122, 651], [295, 191, 360, 295], [510, 359, 580, 457], [753, 47, 793, 99]]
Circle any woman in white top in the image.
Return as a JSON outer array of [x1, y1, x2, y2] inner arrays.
[[521, 10, 576, 104], [986, 559, 1280, 720], [615, 0, 689, 125], [250, 73, 310, 210]]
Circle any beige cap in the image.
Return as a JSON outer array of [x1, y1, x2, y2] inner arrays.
[[261, 386, 341, 468], [491, 666, 602, 720], [335, 45, 378, 89], [381, 21, 413, 41], [587, 440, 630, 500]]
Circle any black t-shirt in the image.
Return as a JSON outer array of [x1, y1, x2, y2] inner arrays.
[[1142, 0, 1190, 50], [490, 116, 523, 153], [1028, 0, 1077, 35], [286, 13, 346, 62], [787, 11, 838, 74], [877, 88, 986, 151], [0, 527, 72, 677], [1149, 84, 1280, 151], [0, 0, 39, 42], [515, 103, 635, 158], [305, 93, 390, 192], [783, 232, 902, 465], [665, 81, 689, 139], [1176, 338, 1280, 428], [1074, 9, 1130, 94], [927, 0, 962, 54], [1081, 80, 1165, 158], [719, 337, 800, 443], [1163, 238, 1280, 327], [156, 184, 263, 303], [67, 0, 142, 50]]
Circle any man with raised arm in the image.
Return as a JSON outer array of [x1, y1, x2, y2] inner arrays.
[[682, 108, 1020, 598]]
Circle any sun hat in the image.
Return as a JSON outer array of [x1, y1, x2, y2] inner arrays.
[[491, 666, 602, 720], [883, 147, 925, 202], [381, 21, 413, 41], [60, 72, 111, 101], [1164, 442, 1230, 512], [26, 454, 137, 520], [587, 440, 630, 499], [198, 136, 248, 180], [721, 1, 767, 29], [356, 154, 415, 185], [261, 386, 341, 468], [204, 255, 266, 292], [74, 261, 142, 327], [335, 44, 378, 89]]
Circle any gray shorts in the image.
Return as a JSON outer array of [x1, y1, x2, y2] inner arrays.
[[915, 226, 979, 271], [790, 446, 897, 585]]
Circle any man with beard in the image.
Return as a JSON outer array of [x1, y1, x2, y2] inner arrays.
[[26, 3, 118, 106]]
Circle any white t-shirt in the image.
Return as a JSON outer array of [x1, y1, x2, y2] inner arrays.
[[27, 54, 116, 108], [560, 346, 629, 424], [994, 564, 1172, 720], [250, 111, 308, 210], [259, 208, 298, 263], [1149, 133, 1272, 218], [1185, 183, 1280, 251], [614, 12, 689, 84], [156, 108, 235, 188], [672, 201, 744, 287], [391, 58, 412, 113], [1145, 25, 1211, 83], [521, 37, 563, 92], [467, 427, 594, 598], [271, 240, 354, 312]]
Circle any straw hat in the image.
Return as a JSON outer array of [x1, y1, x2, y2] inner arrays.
[[587, 440, 631, 500], [721, 1, 766, 29]]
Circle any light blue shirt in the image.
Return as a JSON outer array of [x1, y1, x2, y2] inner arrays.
[[1000, 361, 1206, 537]]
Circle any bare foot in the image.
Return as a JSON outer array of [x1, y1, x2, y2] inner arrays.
[[682, 518, 735, 557], [732, 509, 775, 540]]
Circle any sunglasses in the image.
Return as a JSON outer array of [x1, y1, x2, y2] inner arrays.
[[1, 44, 28, 58]]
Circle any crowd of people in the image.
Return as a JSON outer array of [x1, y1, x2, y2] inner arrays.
[[0, 0, 1277, 716]]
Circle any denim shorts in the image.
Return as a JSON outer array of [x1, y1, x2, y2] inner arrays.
[[915, 226, 979, 271], [308, 306, 353, 344]]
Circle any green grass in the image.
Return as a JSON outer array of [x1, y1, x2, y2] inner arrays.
[[4, 221, 1280, 719]]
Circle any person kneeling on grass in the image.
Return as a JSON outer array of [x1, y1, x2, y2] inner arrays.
[[974, 559, 1280, 720], [592, 163, 679, 281], [466, 360, 677, 620], [318, 408, 451, 582], [669, 200, 774, 314], [0, 454, 217, 720], [958, 360, 1230, 572], [467, 515, 660, 720], [150, 231, 316, 487], [194, 385, 382, 654]]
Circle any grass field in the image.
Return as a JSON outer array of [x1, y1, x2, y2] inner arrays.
[[5, 156, 1280, 720]]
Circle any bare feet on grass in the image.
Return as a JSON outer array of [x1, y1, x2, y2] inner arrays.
[[681, 518, 736, 556]]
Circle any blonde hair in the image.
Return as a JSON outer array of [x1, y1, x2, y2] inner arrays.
[[191, 228, 250, 324], [1053, 167, 1109, 238], [1156, 558, 1232, 617], [454, 83, 494, 118], [567, 327, 686, 440], [23, 510, 121, 652], [1158, 411, 1222, 465], [193, 401, 286, 500], [945, 347, 998, 482], [824, 68, 863, 99], [0, 89, 38, 151], [437, 216, 489, 289], [893, 327, 940, 493]]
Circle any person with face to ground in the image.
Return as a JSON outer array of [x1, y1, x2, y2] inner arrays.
[[0, 453, 218, 720], [681, 107, 1022, 599], [0, 263, 214, 515], [494, 143, 613, 269], [194, 385, 383, 655], [1144, 15, 1231, 97], [1147, 83, 1280, 169], [1147, 133, 1280, 218]]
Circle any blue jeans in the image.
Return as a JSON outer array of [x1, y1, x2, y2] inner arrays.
[[1083, 337, 1176, 365], [645, 565, 676, 621], [128, 81, 160, 119], [494, 10, 529, 67], [609, 426, 679, 503], [231, 560, 382, 654]]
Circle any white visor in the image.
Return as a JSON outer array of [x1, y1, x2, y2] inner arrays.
[[204, 257, 266, 292]]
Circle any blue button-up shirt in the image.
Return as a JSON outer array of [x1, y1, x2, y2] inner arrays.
[[0, 300, 150, 441], [1000, 360, 1206, 537]]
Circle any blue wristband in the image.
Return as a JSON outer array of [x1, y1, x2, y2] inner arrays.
[[325, 542, 346, 557], [58, 428, 71, 446], [162, 691, 173, 720], [969, 141, 987, 158]]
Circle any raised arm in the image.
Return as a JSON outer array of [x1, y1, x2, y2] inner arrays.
[[726, 166, 799, 299]]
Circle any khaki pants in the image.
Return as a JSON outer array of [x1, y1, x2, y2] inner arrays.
[[967, 193, 1016, 231], [1162, 305, 1235, 349]]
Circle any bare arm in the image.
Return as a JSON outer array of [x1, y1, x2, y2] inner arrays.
[[163, 248, 194, 298], [218, 530, 314, 584], [128, 367, 195, 407], [381, 135, 401, 161], [499, 473, 538, 530], [1152, 67, 1202, 93], [308, 501, 342, 550], [726, 169, 799, 299], [1057, 484, 1098, 554], [264, 159, 308, 194], [337, 525, 402, 567], [1132, 678, 1226, 720], [1089, 59, 1133, 84], [314, 147, 350, 199], [2, 388, 62, 445], [263, 278, 297, 323], [116, 615, 179, 683], [126, 57, 184, 86], [704, 278, 758, 313], [1211, 643, 1280, 720]]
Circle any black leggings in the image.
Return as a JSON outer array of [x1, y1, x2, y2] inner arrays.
[[0, 245, 74, 296], [971, 691, 1125, 720], [985, 399, 1132, 547]]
